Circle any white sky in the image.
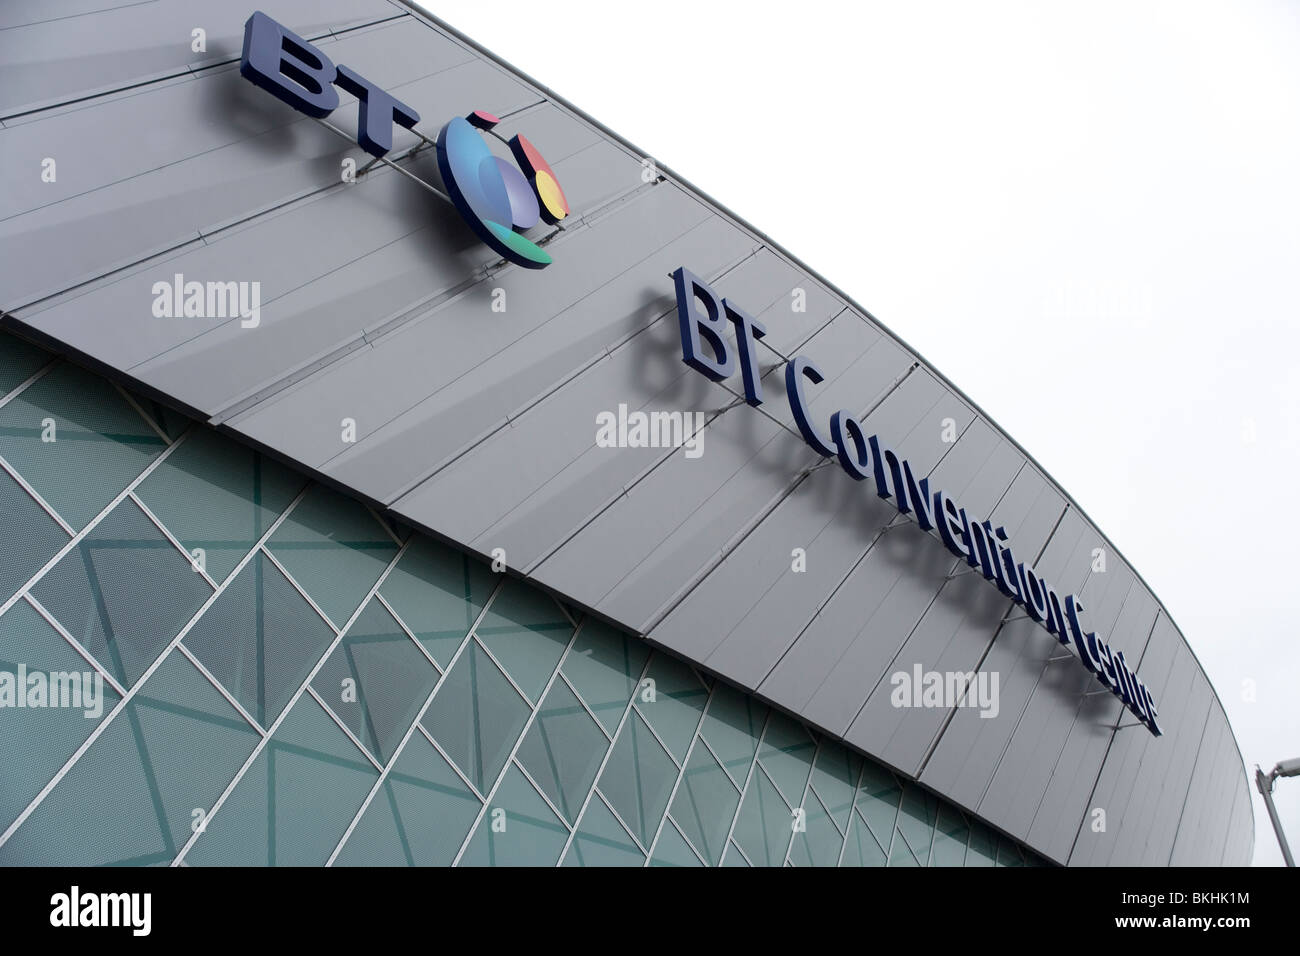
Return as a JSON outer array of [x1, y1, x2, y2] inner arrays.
[[418, 0, 1300, 865]]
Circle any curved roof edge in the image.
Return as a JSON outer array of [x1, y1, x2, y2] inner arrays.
[[393, 0, 1253, 817]]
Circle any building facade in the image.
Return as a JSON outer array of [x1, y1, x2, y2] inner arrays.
[[0, 0, 1252, 866]]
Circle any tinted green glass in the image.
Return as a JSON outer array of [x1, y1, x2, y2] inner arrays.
[[636, 653, 708, 763], [810, 739, 861, 833], [841, 808, 888, 867], [856, 760, 902, 852], [0, 363, 165, 529], [699, 681, 766, 789], [187, 693, 377, 867], [731, 765, 791, 867], [136, 428, 303, 583], [561, 618, 648, 734], [0, 650, 258, 866], [311, 598, 438, 763], [473, 577, 572, 702], [789, 788, 843, 866], [422, 640, 529, 794], [31, 498, 211, 689], [460, 764, 568, 867], [516, 677, 607, 823], [757, 711, 816, 806], [334, 731, 480, 867], [669, 742, 739, 865], [565, 793, 644, 867], [0, 600, 120, 833], [183, 551, 336, 728], [266, 485, 397, 629], [597, 709, 677, 848], [650, 818, 703, 867], [379, 537, 496, 669], [0, 466, 68, 603], [0, 331, 51, 396]]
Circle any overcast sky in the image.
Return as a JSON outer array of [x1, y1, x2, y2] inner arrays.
[[419, 0, 1300, 865]]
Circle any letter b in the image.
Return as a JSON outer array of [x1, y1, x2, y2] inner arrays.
[[672, 267, 734, 382], [241, 11, 339, 118]]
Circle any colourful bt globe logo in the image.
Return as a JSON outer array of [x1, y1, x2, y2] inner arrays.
[[436, 109, 570, 269]]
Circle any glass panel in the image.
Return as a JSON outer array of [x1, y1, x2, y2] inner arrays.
[[810, 739, 861, 834], [378, 537, 495, 669], [966, 821, 998, 866], [187, 692, 377, 866], [516, 677, 607, 823], [998, 836, 1025, 866], [0, 362, 165, 529], [669, 743, 740, 866], [0, 650, 259, 866], [896, 782, 937, 866], [756, 711, 815, 806], [699, 681, 766, 789], [473, 577, 572, 703], [888, 831, 920, 866], [136, 428, 303, 584], [732, 765, 792, 867], [334, 730, 480, 867], [0, 600, 120, 832], [311, 598, 438, 764], [32, 498, 211, 689], [564, 792, 644, 867], [649, 819, 702, 867], [265, 485, 397, 629], [597, 709, 677, 848], [560, 618, 648, 734], [841, 808, 888, 867], [0, 330, 50, 396], [856, 760, 902, 852], [460, 764, 568, 866], [635, 653, 708, 763], [421, 640, 529, 794], [183, 551, 336, 728], [789, 788, 843, 867], [0, 466, 68, 603], [932, 804, 969, 867], [721, 842, 750, 866]]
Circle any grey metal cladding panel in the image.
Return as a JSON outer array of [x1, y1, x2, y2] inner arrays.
[[831, 438, 1030, 768], [233, 187, 734, 500], [395, 250, 841, 591], [12, 166, 440, 385], [912, 503, 1090, 810], [1119, 668, 1213, 866], [637, 363, 919, 679], [1068, 618, 1210, 865], [0, 21, 485, 310], [531, 309, 918, 632], [751, 418, 1010, 722], [1021, 585, 1161, 862], [1169, 709, 1238, 866], [971, 548, 1141, 835], [455, 257, 839, 579], [1221, 770, 1254, 866], [0, 0, 399, 117], [972, 570, 1151, 859], [1, 1, 144, 32], [852, 494, 1086, 785], [136, 132, 643, 419], [687, 370, 978, 719]]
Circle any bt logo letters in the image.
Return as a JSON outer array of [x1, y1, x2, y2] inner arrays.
[[239, 11, 569, 268]]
